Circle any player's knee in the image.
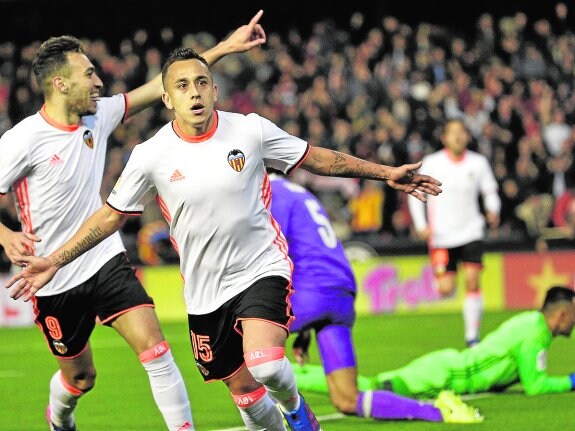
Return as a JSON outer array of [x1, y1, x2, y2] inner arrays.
[[330, 391, 358, 415], [247, 359, 286, 386], [245, 348, 288, 387], [69, 368, 97, 393], [434, 272, 457, 296], [436, 281, 456, 297]]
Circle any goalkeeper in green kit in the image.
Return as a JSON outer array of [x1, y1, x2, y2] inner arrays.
[[294, 286, 575, 398]]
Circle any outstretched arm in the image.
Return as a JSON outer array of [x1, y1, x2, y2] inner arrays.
[[301, 146, 442, 202], [5, 205, 127, 301], [516, 340, 573, 395], [125, 9, 266, 118]]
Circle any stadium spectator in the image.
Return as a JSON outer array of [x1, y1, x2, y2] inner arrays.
[[0, 13, 267, 431], [5, 46, 441, 431], [295, 286, 575, 398], [408, 118, 501, 347], [269, 170, 482, 423], [2, 6, 575, 252]]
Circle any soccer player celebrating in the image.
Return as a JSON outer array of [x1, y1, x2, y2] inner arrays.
[[0, 12, 267, 431], [295, 286, 575, 399], [5, 47, 441, 431]]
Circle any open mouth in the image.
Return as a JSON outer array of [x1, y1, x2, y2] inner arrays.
[[191, 103, 204, 114]]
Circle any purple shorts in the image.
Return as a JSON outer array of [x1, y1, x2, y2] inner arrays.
[[290, 288, 356, 373], [290, 288, 355, 332]]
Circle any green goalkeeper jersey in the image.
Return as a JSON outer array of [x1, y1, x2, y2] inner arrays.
[[459, 310, 571, 395], [294, 311, 572, 398]]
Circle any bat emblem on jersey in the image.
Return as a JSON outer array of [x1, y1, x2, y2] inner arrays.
[[227, 149, 245, 172], [52, 340, 68, 354], [83, 130, 94, 149]]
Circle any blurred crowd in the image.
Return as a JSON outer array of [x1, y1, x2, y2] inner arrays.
[[1, 4, 575, 267]]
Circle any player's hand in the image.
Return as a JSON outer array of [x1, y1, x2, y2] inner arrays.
[[4, 255, 57, 301], [221, 10, 266, 54], [387, 161, 442, 202], [0, 230, 41, 266], [486, 211, 500, 228], [292, 330, 312, 366], [416, 227, 431, 241]]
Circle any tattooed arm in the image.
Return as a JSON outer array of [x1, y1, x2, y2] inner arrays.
[[4, 206, 127, 301], [301, 146, 442, 202]]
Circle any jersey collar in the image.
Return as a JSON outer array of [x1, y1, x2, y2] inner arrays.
[[172, 111, 218, 143], [39, 105, 81, 132]]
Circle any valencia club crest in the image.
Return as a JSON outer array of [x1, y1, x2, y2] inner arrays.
[[228, 149, 245, 172], [83, 130, 94, 149]]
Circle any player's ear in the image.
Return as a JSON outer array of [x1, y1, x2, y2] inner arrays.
[[53, 77, 68, 94], [162, 92, 173, 110], [213, 84, 218, 103], [557, 307, 568, 324]]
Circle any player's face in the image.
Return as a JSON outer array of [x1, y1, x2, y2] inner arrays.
[[162, 59, 218, 135], [442, 121, 469, 157], [63, 52, 103, 117], [559, 303, 575, 337]]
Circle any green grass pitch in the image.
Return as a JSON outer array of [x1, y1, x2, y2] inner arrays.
[[1, 311, 574, 430]]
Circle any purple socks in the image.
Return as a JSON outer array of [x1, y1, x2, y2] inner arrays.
[[356, 390, 443, 422]]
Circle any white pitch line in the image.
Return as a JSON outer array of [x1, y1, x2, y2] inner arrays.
[[0, 370, 24, 378], [461, 392, 499, 401], [210, 413, 345, 431]]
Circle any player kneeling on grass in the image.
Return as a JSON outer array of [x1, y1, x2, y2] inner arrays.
[[269, 171, 483, 424], [294, 286, 575, 400]]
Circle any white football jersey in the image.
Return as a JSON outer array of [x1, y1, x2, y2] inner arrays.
[[107, 110, 309, 315], [408, 149, 501, 248], [0, 95, 127, 295]]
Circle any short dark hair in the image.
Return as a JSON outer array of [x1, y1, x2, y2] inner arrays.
[[442, 118, 467, 134], [542, 286, 575, 310], [32, 35, 85, 92], [161, 47, 209, 88]]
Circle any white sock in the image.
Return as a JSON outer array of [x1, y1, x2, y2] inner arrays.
[[234, 387, 287, 431], [140, 342, 194, 431], [248, 355, 300, 413], [463, 291, 483, 343], [49, 370, 82, 429]]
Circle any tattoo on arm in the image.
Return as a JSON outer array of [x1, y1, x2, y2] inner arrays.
[[327, 150, 388, 180], [54, 226, 106, 267]]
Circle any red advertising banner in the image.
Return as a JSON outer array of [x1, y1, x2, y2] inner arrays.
[[503, 250, 575, 309]]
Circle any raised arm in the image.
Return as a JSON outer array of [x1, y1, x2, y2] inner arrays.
[[301, 146, 442, 202], [5, 205, 128, 301], [125, 9, 266, 118]]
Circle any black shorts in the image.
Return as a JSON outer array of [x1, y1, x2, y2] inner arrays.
[[33, 253, 154, 358], [187, 276, 293, 382], [430, 241, 484, 275]]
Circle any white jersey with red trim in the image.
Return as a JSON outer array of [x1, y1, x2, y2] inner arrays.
[[107, 110, 309, 315], [0, 95, 127, 296], [408, 149, 501, 249]]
